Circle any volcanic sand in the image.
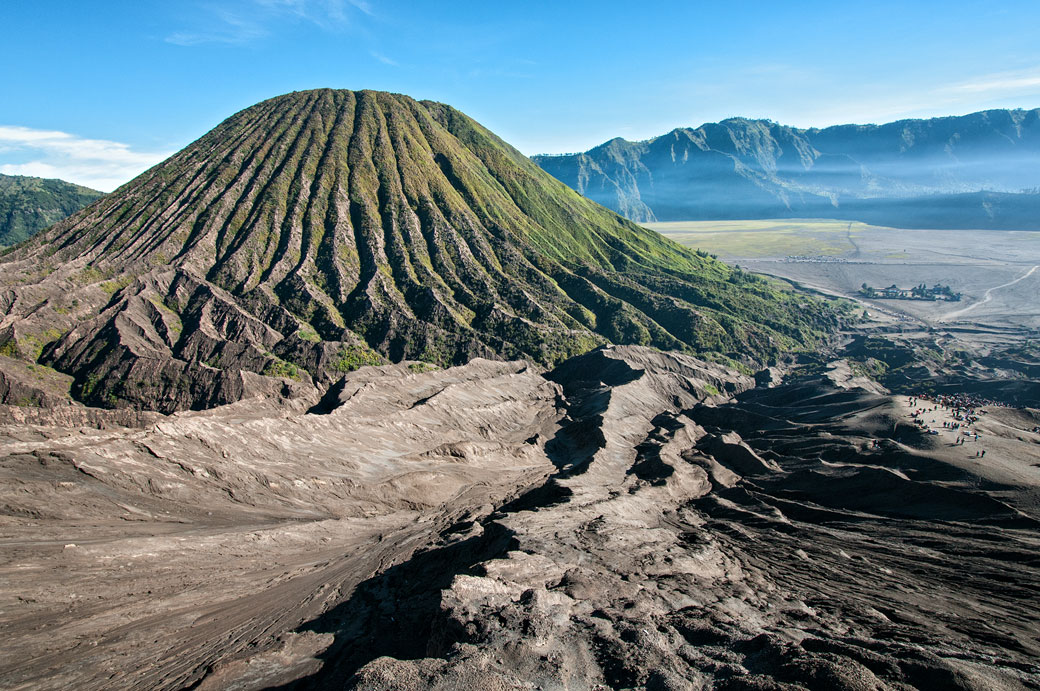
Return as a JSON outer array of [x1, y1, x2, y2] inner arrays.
[[2, 347, 1039, 689]]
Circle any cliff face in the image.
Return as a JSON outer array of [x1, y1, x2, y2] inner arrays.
[[0, 89, 837, 412], [534, 109, 1040, 227]]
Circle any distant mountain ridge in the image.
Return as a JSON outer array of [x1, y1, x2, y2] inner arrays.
[[0, 174, 103, 246], [533, 109, 1040, 228]]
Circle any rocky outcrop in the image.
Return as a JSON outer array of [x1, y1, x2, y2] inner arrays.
[[698, 430, 781, 475], [0, 356, 73, 408], [37, 269, 323, 412]]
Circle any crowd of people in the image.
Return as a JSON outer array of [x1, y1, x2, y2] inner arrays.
[[915, 391, 1011, 414], [893, 391, 1039, 459], [905, 393, 992, 455]]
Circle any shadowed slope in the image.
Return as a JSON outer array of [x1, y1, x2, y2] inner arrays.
[[0, 89, 839, 412]]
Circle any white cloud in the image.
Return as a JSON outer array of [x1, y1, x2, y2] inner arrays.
[[370, 51, 397, 66], [813, 71, 1040, 127], [166, 9, 267, 46], [349, 0, 374, 15], [166, 0, 372, 46], [939, 68, 1040, 97], [0, 126, 172, 192], [256, 0, 373, 21]]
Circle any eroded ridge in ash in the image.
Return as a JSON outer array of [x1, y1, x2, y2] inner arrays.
[[2, 346, 1038, 690]]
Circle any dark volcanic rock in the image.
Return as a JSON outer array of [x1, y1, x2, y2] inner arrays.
[[699, 430, 781, 475]]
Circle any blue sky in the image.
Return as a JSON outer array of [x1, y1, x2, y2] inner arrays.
[[3, 0, 1040, 191]]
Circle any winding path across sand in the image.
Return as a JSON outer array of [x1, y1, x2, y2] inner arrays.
[[941, 264, 1039, 321]]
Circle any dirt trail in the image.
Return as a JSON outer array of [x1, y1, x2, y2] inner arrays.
[[845, 221, 861, 258], [940, 264, 1037, 320]]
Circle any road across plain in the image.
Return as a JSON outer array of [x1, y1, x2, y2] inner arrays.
[[648, 219, 1040, 330]]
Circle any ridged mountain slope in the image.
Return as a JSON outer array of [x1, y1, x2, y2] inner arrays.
[[0, 174, 103, 246], [534, 109, 1040, 226], [0, 89, 838, 412]]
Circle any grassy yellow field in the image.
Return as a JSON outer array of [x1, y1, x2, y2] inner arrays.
[[645, 219, 875, 258]]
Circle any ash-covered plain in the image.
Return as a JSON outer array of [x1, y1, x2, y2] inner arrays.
[[2, 346, 1038, 690]]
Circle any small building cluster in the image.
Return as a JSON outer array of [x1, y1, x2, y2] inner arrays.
[[860, 282, 961, 301]]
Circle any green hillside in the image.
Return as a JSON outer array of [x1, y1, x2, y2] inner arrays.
[[0, 174, 103, 246], [0, 89, 842, 411]]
